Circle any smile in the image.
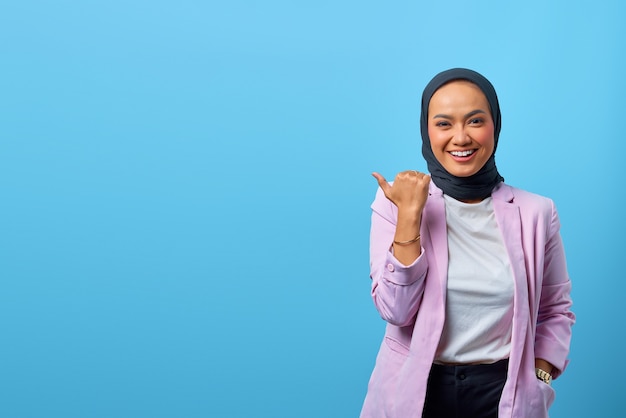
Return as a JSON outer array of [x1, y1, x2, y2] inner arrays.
[[449, 150, 476, 157]]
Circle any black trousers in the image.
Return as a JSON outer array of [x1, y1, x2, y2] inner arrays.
[[422, 359, 508, 418]]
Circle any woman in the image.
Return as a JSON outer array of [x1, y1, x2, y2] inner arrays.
[[360, 68, 574, 418]]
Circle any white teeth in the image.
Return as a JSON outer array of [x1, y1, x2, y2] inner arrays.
[[450, 150, 475, 157]]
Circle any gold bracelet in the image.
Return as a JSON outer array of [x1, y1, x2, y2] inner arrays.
[[535, 368, 552, 385], [393, 235, 421, 246]]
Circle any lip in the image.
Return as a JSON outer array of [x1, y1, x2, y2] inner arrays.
[[448, 149, 478, 162]]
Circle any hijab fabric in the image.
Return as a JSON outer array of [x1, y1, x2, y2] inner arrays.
[[420, 68, 504, 200]]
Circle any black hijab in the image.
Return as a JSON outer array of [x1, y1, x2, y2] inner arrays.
[[420, 68, 504, 200]]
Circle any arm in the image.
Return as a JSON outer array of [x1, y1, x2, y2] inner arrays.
[[369, 171, 430, 327], [534, 202, 575, 379]]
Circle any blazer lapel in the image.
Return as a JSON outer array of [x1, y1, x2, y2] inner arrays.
[[491, 183, 530, 384], [423, 183, 448, 302]]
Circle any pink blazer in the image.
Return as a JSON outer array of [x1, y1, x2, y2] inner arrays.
[[360, 182, 574, 418]]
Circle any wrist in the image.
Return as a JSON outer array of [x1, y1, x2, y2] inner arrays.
[[393, 234, 421, 246], [535, 368, 552, 385], [397, 204, 424, 217], [396, 209, 422, 231]]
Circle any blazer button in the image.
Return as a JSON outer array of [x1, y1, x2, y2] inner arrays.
[[387, 263, 395, 272]]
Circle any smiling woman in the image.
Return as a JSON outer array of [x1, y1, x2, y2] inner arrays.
[[362, 68, 575, 418]]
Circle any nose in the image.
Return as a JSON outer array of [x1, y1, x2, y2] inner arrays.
[[452, 126, 471, 145]]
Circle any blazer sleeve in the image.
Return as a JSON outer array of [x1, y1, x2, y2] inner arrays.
[[369, 187, 428, 327], [534, 201, 575, 379]]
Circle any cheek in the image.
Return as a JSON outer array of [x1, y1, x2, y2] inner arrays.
[[476, 128, 495, 150], [427, 127, 445, 149]]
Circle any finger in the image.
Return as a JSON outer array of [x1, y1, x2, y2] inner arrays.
[[372, 172, 391, 193]]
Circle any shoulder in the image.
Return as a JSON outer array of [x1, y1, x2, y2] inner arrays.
[[493, 183, 558, 226], [494, 182, 554, 209]]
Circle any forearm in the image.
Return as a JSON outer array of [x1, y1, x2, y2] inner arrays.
[[534, 205, 575, 378], [534, 280, 574, 378], [369, 171, 430, 325], [392, 209, 422, 266], [370, 251, 428, 326], [369, 203, 428, 326], [371, 170, 429, 267]]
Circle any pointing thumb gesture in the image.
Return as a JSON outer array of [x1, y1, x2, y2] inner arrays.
[[372, 170, 430, 212]]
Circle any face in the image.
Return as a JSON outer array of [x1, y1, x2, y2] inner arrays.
[[427, 80, 495, 178]]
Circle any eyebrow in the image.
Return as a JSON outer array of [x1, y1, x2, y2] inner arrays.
[[432, 109, 487, 119]]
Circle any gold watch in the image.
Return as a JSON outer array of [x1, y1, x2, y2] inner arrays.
[[535, 368, 552, 385]]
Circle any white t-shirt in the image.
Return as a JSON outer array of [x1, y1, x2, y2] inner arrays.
[[434, 195, 514, 365]]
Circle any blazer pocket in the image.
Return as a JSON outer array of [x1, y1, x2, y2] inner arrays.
[[531, 376, 556, 411], [384, 336, 410, 356]]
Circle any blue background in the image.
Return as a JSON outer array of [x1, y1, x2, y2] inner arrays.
[[1, 1, 623, 417]]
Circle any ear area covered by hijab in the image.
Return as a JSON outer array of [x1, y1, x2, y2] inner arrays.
[[420, 68, 504, 201]]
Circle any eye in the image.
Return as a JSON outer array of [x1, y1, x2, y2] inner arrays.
[[468, 118, 484, 125], [435, 120, 451, 127]]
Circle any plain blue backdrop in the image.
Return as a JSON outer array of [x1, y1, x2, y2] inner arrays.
[[1, 1, 623, 417]]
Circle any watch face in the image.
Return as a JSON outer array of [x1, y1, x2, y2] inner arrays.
[[536, 368, 552, 385]]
